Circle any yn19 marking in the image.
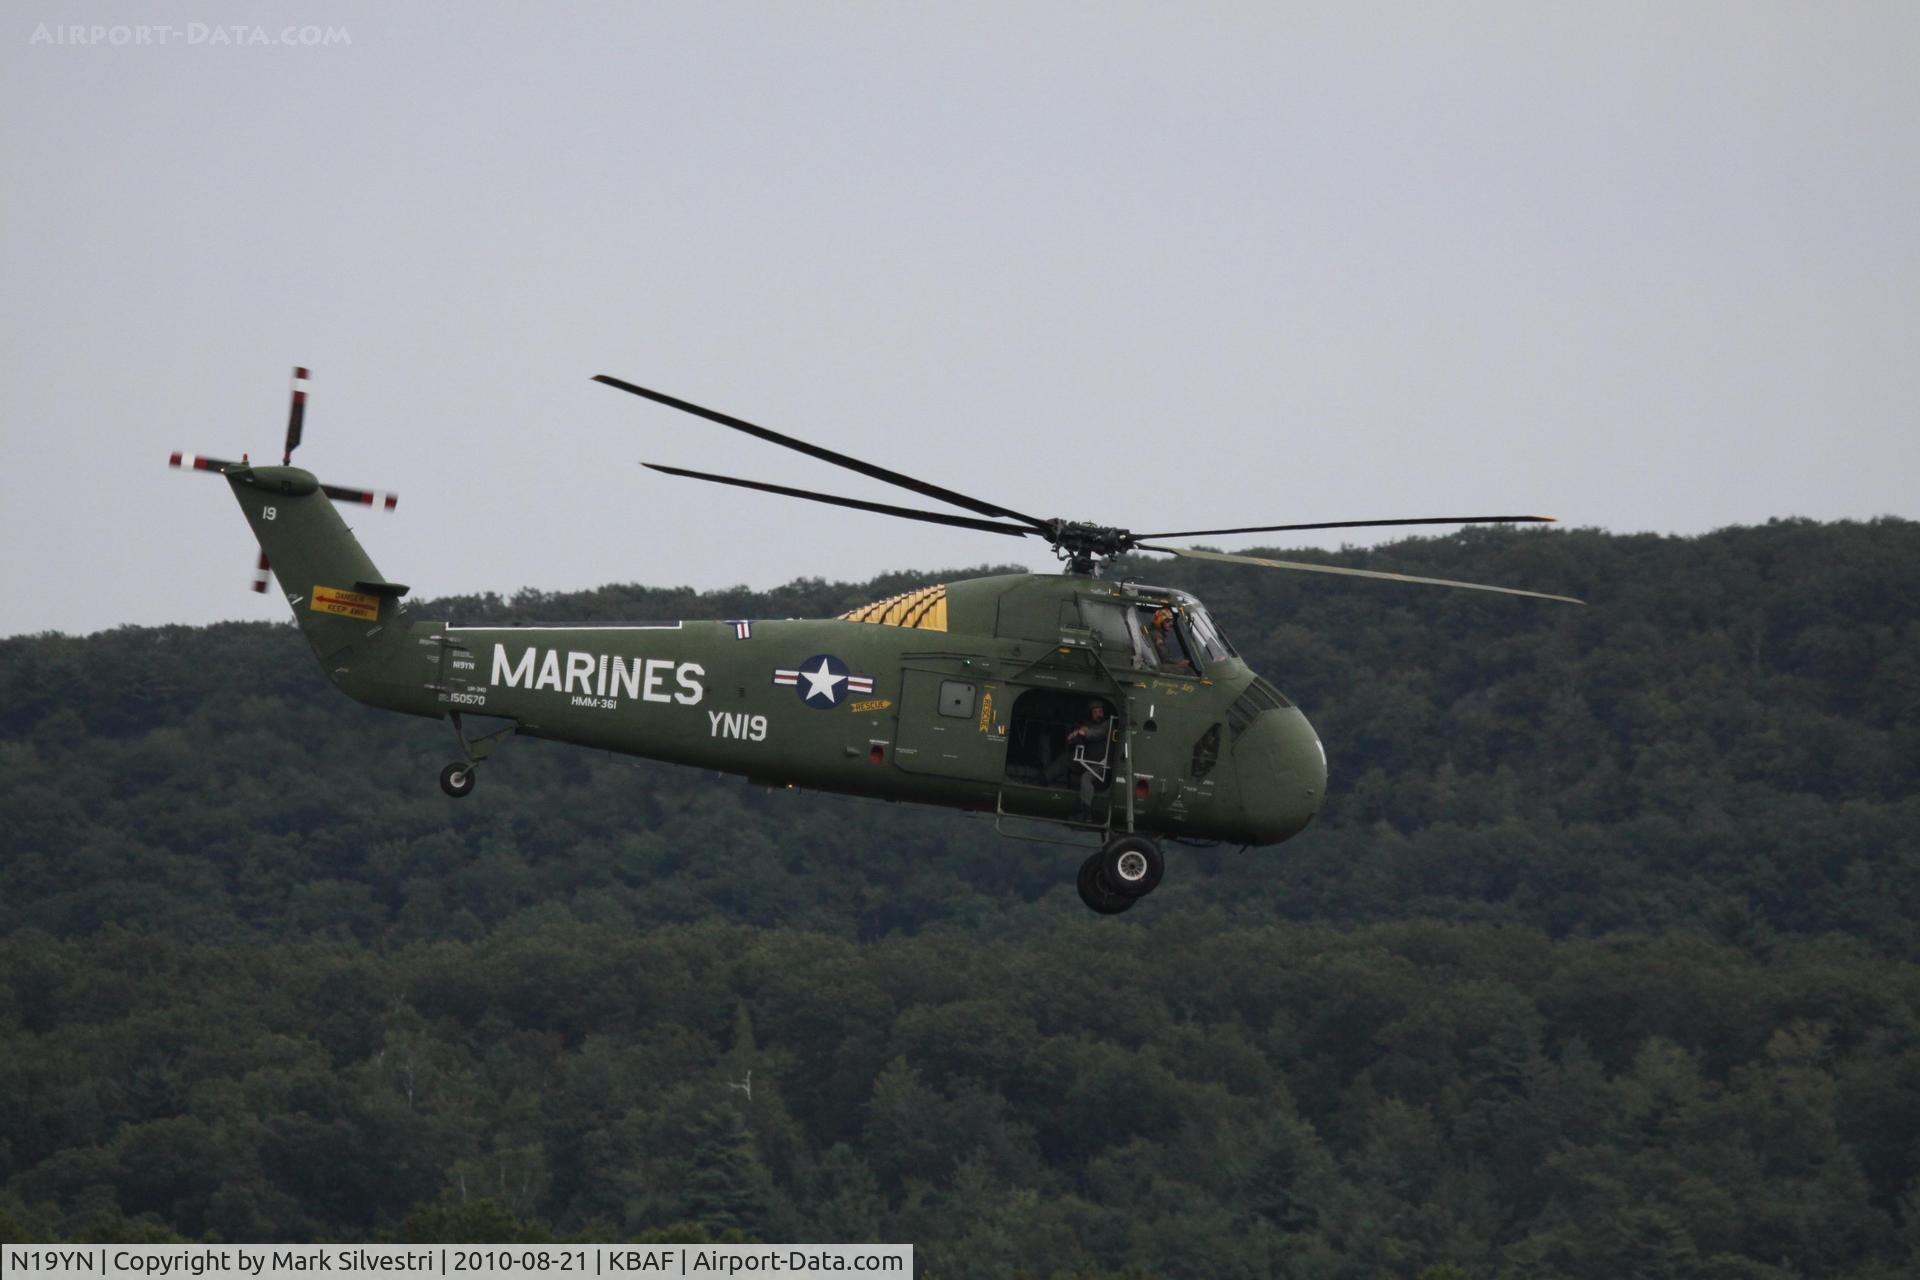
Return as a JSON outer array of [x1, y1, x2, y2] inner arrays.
[[709, 711, 768, 741]]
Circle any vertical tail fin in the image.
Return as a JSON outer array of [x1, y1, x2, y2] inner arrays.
[[224, 463, 409, 659], [172, 368, 436, 718], [223, 462, 440, 718]]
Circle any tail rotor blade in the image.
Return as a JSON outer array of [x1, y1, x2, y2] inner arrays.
[[320, 482, 399, 511], [283, 366, 308, 465], [251, 549, 272, 594], [170, 451, 244, 474]]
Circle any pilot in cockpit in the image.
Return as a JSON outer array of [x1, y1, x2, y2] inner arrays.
[[1149, 607, 1195, 674]]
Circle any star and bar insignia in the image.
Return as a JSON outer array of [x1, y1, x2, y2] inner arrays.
[[772, 654, 876, 708]]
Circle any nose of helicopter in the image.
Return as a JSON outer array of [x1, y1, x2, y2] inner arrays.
[[1233, 706, 1327, 845]]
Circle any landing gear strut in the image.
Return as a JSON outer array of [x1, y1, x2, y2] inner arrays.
[[1076, 834, 1166, 914], [439, 711, 515, 800]]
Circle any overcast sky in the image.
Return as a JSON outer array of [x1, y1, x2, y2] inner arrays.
[[5, 2, 1916, 637]]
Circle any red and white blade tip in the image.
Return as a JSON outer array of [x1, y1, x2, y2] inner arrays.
[[251, 550, 271, 593], [169, 452, 239, 472], [322, 482, 399, 512]]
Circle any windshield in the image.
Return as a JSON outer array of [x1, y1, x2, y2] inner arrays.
[[1181, 599, 1236, 662], [1086, 589, 1238, 673]]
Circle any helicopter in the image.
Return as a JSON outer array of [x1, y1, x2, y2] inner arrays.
[[172, 369, 1581, 914]]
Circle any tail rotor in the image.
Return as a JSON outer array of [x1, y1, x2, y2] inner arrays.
[[169, 367, 400, 593]]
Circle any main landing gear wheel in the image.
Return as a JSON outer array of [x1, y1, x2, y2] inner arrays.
[[1076, 835, 1167, 914], [1100, 834, 1165, 898], [1077, 854, 1135, 914], [442, 712, 514, 798]]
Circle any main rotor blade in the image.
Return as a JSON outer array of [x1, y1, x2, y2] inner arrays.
[[1138, 543, 1585, 604], [595, 375, 1051, 531], [643, 463, 1038, 538], [1133, 515, 1557, 539]]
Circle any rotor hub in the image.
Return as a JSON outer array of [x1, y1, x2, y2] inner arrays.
[[1046, 520, 1136, 575]]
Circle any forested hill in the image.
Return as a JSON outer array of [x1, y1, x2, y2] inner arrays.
[[7, 518, 1915, 946], [3, 520, 1919, 1276]]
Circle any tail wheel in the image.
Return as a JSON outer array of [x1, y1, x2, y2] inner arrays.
[[1099, 835, 1164, 898], [1076, 854, 1135, 914], [439, 762, 476, 798]]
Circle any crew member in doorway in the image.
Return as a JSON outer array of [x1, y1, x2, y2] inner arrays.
[[1046, 699, 1113, 821]]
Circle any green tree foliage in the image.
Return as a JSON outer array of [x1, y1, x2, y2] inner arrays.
[[2, 522, 1918, 1275], [680, 1102, 772, 1239], [395, 1197, 555, 1244]]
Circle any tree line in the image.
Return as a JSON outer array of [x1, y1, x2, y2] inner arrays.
[[2, 518, 1917, 1277]]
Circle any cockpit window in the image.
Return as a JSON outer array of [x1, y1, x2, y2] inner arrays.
[[1183, 602, 1236, 662], [1079, 600, 1149, 668], [1084, 592, 1235, 675]]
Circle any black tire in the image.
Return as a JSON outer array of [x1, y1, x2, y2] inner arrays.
[[1077, 853, 1135, 915], [1099, 835, 1164, 898], [439, 762, 476, 798]]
